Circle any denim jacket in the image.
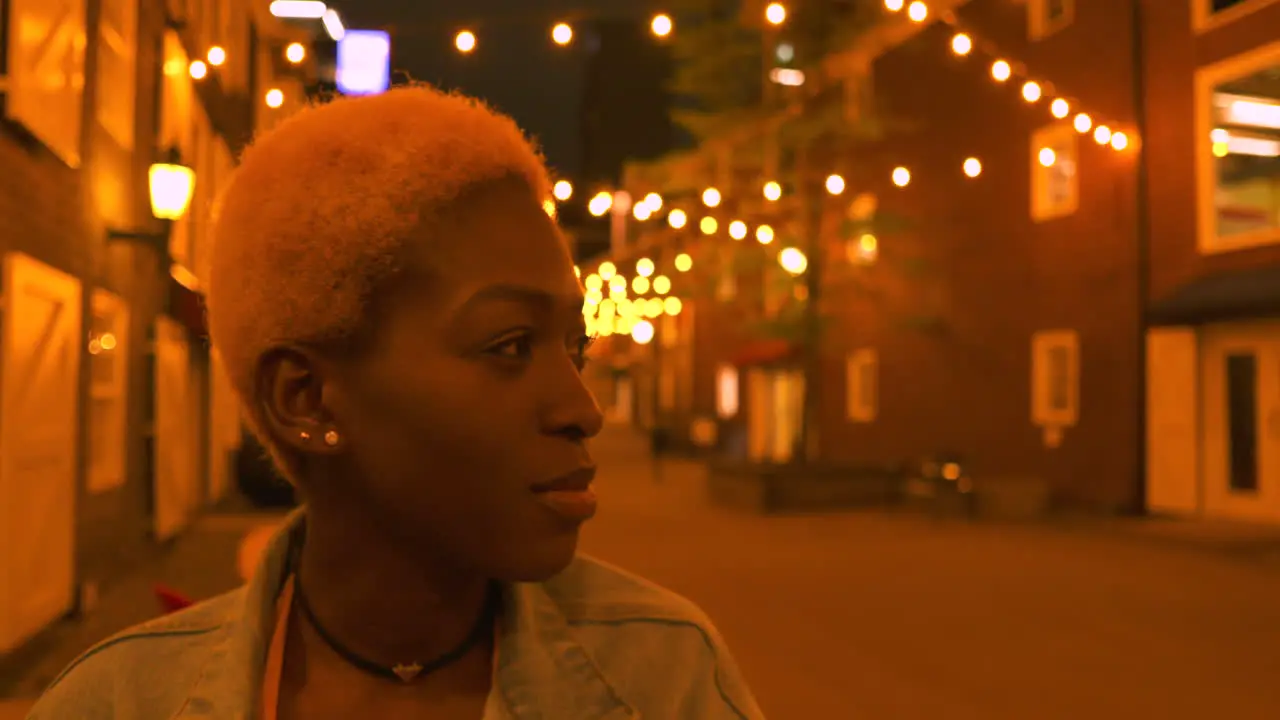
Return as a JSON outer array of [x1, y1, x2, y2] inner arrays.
[[26, 510, 764, 719]]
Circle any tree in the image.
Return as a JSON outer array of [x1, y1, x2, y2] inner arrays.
[[643, 0, 943, 461], [664, 0, 884, 142]]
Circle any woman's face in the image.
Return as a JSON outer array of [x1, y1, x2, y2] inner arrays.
[[319, 177, 603, 581]]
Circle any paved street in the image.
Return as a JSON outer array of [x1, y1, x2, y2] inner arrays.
[[4, 424, 1280, 718]]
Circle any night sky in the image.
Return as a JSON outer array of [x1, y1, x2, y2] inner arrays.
[[330, 0, 649, 178]]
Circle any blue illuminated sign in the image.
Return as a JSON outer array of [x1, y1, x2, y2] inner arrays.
[[336, 30, 391, 95]]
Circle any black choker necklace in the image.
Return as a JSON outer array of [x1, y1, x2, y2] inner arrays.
[[292, 572, 501, 684]]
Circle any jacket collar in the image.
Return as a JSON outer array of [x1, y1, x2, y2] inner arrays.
[[172, 508, 636, 719]]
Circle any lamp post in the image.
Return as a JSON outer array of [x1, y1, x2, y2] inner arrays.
[[107, 146, 195, 248]]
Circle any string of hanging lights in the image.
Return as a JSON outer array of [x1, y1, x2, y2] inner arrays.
[[567, 0, 1139, 290]]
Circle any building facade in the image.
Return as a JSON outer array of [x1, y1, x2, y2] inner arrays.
[[604, 0, 1280, 523], [0, 0, 316, 655]]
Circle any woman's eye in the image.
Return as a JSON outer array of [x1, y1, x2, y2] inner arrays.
[[488, 335, 534, 360]]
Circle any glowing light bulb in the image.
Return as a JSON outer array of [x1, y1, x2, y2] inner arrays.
[[1022, 81, 1041, 103], [963, 157, 982, 177], [825, 174, 846, 194], [991, 60, 1011, 82], [951, 33, 972, 56], [1051, 98, 1069, 118]]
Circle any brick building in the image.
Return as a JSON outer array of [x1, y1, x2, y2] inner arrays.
[[0, 0, 317, 656], [598, 0, 1280, 522]]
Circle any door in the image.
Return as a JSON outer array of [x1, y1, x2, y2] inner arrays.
[[0, 253, 82, 653], [1146, 328, 1201, 515], [746, 369, 804, 463], [746, 369, 772, 462], [1201, 324, 1280, 522], [153, 317, 199, 541]]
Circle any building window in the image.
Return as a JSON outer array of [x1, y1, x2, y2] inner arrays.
[[1193, 0, 1280, 31], [1028, 0, 1073, 40], [716, 364, 739, 419], [845, 349, 877, 422], [1196, 42, 1280, 253], [1031, 329, 1079, 427], [717, 269, 737, 300], [95, 0, 138, 148], [4, 0, 89, 166], [88, 290, 129, 494], [660, 311, 679, 348], [1030, 122, 1079, 221]]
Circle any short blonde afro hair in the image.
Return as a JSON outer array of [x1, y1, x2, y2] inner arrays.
[[207, 84, 551, 437]]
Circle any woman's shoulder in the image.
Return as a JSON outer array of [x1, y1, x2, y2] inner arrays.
[[539, 556, 764, 718], [542, 554, 711, 625], [24, 589, 243, 719]]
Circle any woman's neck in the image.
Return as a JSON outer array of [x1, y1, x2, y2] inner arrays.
[[294, 502, 493, 666]]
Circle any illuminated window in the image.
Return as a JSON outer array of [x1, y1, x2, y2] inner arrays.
[[1197, 43, 1280, 252], [846, 349, 877, 422], [716, 364, 739, 419], [1030, 122, 1079, 221], [96, 0, 139, 148], [1028, 0, 1073, 40], [1195, 0, 1277, 29], [1031, 330, 1079, 427]]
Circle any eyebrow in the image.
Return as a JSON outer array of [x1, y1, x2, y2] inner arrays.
[[453, 283, 585, 316]]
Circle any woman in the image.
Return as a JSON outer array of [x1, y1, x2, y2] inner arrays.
[[27, 85, 762, 719]]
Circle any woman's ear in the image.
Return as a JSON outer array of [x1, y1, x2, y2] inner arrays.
[[254, 345, 340, 455]]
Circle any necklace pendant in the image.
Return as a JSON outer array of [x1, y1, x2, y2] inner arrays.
[[392, 662, 423, 682]]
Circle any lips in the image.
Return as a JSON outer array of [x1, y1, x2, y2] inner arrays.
[[531, 466, 597, 493], [532, 466, 598, 522]]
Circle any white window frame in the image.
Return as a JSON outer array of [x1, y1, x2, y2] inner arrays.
[[1194, 39, 1280, 254], [1030, 121, 1079, 222], [1031, 329, 1079, 427], [845, 349, 877, 423], [1028, 0, 1074, 41], [1192, 0, 1280, 33], [95, 0, 139, 148]]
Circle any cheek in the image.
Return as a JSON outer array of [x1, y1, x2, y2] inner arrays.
[[340, 359, 528, 475]]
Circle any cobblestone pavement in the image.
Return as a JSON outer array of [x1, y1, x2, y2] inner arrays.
[[4, 424, 1280, 719]]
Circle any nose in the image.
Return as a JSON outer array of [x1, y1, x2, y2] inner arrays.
[[541, 358, 605, 443]]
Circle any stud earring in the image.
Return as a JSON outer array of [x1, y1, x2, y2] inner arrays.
[[299, 431, 311, 441], [323, 430, 340, 447]]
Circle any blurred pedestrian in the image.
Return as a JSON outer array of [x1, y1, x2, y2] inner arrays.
[[28, 84, 762, 719]]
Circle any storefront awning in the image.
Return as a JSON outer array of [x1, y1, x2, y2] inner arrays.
[[729, 338, 800, 367], [1149, 264, 1280, 326]]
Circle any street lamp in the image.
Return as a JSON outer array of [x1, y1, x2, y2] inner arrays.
[[651, 13, 673, 37], [455, 30, 476, 53], [552, 23, 573, 46], [107, 147, 194, 247]]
